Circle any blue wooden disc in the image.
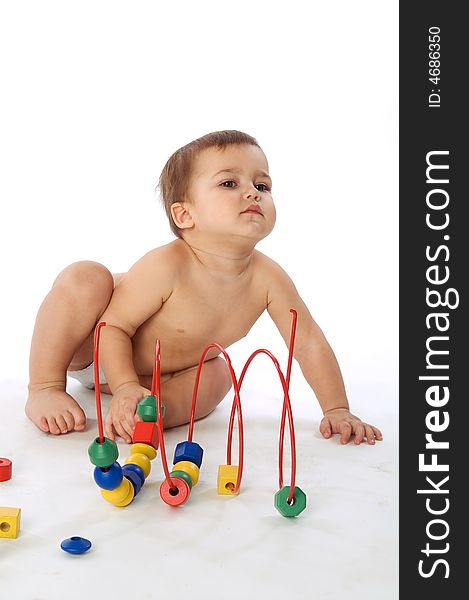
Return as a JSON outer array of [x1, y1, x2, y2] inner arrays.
[[60, 536, 92, 555]]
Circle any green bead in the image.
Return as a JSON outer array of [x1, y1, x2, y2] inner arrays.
[[170, 469, 193, 490], [88, 437, 119, 467], [274, 486, 307, 517], [137, 396, 165, 422]]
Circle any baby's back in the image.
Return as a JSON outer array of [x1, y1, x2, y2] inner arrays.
[[126, 240, 269, 376]]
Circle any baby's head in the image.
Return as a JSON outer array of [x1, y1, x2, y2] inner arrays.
[[158, 130, 275, 242]]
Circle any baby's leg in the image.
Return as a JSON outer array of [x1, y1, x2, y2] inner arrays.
[[159, 357, 233, 429], [26, 261, 116, 435]]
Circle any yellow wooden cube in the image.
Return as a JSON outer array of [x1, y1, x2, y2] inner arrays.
[[217, 465, 240, 495], [0, 507, 21, 539]]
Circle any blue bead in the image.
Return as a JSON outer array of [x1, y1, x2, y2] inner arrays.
[[123, 471, 142, 496], [122, 463, 145, 486], [93, 462, 123, 490], [173, 441, 204, 468], [60, 536, 92, 555]]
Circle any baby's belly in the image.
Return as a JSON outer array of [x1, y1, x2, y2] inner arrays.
[[130, 318, 249, 376]]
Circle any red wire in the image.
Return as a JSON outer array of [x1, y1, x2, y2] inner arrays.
[[187, 343, 245, 494], [93, 321, 106, 443], [152, 339, 178, 492], [279, 309, 298, 501], [228, 349, 297, 503]]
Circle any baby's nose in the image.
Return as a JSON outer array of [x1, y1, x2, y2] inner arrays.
[[244, 188, 260, 201]]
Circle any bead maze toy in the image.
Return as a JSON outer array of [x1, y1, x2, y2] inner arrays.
[[87, 309, 307, 517]]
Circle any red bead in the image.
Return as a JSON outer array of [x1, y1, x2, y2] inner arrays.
[[0, 458, 12, 482], [132, 421, 159, 449], [159, 476, 190, 506]]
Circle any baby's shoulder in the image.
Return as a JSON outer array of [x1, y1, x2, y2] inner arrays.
[[137, 239, 186, 270], [252, 250, 288, 279], [125, 240, 187, 289]]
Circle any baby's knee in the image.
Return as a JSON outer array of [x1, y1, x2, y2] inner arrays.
[[53, 261, 114, 303], [209, 357, 233, 398]]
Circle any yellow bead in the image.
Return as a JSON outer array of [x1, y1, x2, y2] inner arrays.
[[101, 477, 134, 506], [125, 453, 151, 478], [0, 507, 21, 538], [173, 461, 199, 486], [112, 479, 135, 507], [217, 465, 240, 495], [130, 443, 157, 461]]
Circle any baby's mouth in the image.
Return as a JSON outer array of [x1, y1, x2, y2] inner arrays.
[[242, 204, 263, 215]]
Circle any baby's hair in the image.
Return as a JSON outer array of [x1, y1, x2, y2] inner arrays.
[[157, 130, 260, 238]]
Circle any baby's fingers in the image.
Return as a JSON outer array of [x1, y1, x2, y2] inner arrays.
[[319, 417, 332, 439], [338, 421, 352, 444], [363, 423, 377, 445], [121, 407, 136, 442], [104, 414, 116, 441], [353, 422, 366, 445]]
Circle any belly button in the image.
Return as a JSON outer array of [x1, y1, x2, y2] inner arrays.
[[176, 328, 185, 333]]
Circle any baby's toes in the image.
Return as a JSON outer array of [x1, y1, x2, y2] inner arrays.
[[63, 410, 76, 432], [39, 417, 50, 433], [47, 417, 62, 435], [54, 414, 69, 434], [70, 405, 86, 431]]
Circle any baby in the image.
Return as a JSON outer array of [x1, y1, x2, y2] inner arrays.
[[26, 130, 382, 445]]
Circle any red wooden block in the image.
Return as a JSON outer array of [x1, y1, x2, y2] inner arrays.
[[131, 421, 159, 449], [0, 458, 12, 482]]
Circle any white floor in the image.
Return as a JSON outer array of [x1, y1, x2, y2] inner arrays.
[[0, 377, 398, 599]]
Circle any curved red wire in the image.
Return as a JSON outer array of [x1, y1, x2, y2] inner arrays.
[[152, 339, 178, 492], [228, 350, 297, 503], [279, 309, 297, 498], [187, 343, 245, 494], [93, 321, 106, 443], [227, 309, 298, 504]]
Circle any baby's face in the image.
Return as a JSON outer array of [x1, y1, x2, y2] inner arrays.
[[185, 144, 276, 242]]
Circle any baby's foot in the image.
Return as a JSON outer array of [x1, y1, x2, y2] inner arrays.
[[25, 386, 86, 435]]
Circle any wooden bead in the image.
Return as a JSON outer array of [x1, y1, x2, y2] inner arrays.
[[170, 469, 192, 490], [93, 462, 123, 490], [60, 536, 92, 554], [159, 476, 190, 506], [0, 458, 12, 482], [173, 441, 204, 467], [88, 437, 119, 467], [101, 477, 134, 506], [122, 469, 143, 496], [274, 486, 307, 517], [136, 395, 165, 422], [132, 421, 159, 449], [130, 443, 157, 461], [0, 507, 21, 538], [217, 465, 240, 495], [173, 461, 199, 486], [125, 453, 151, 478], [122, 463, 145, 486]]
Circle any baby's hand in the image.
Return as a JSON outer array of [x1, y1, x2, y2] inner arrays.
[[104, 383, 151, 443], [319, 408, 383, 445]]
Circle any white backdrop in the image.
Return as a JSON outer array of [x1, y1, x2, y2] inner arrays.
[[0, 1, 398, 411]]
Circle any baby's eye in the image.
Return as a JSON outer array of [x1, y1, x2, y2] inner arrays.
[[255, 183, 271, 192], [221, 180, 237, 188]]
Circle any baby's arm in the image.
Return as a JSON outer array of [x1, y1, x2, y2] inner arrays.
[[263, 256, 382, 445], [99, 246, 177, 442]]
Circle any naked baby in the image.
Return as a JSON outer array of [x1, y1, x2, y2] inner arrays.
[[26, 130, 382, 445]]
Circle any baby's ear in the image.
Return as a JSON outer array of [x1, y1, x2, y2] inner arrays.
[[171, 202, 194, 230]]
